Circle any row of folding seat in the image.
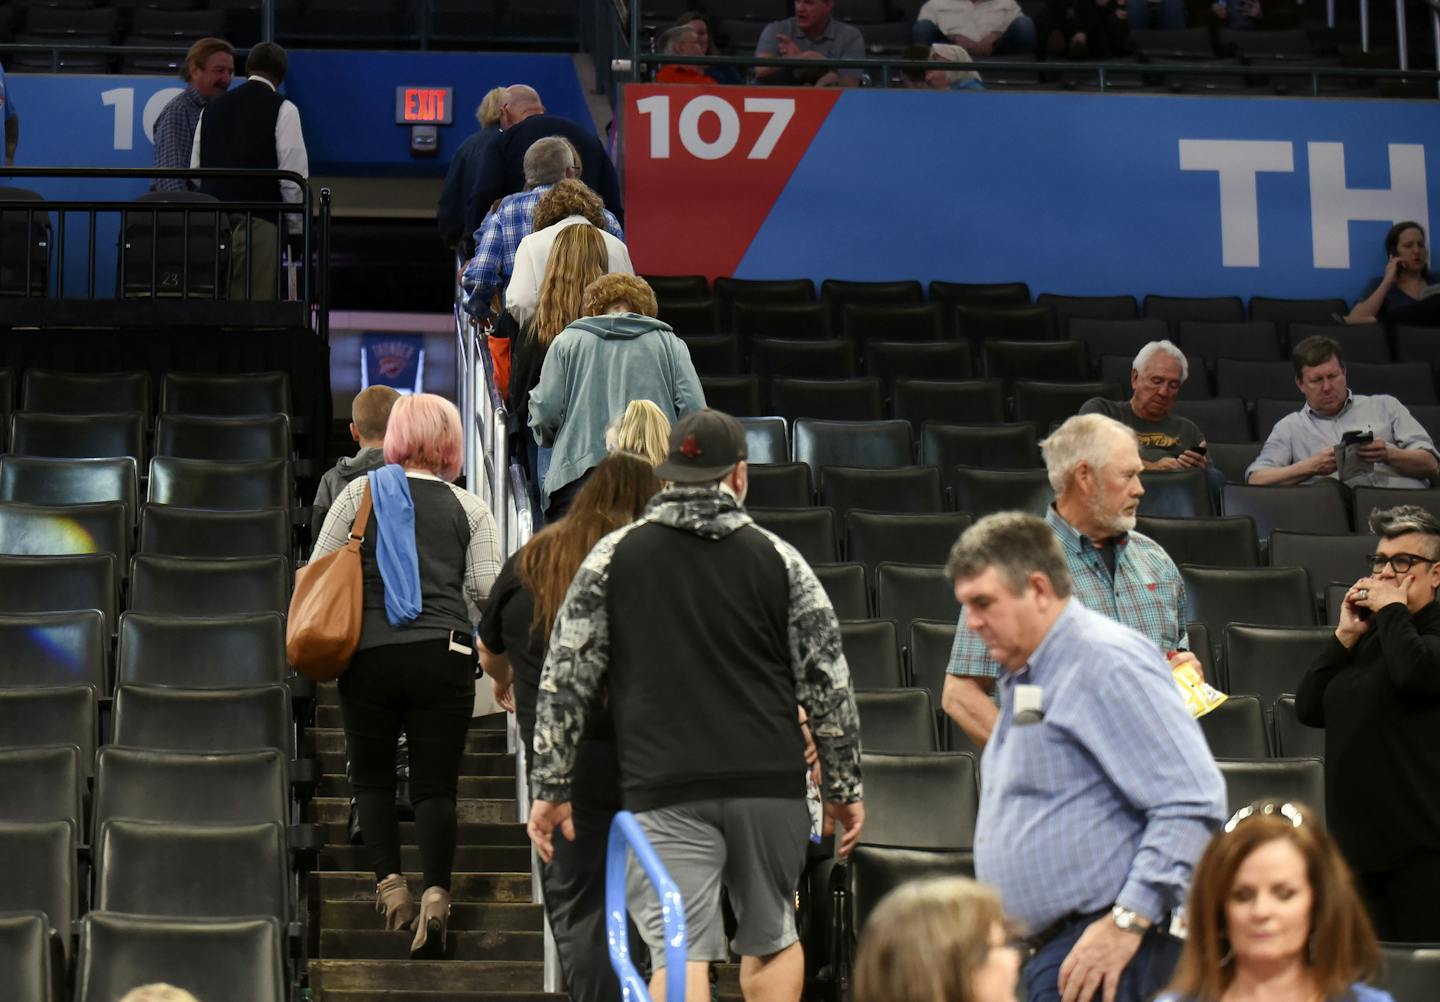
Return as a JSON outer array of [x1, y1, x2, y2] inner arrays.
[[5, 411, 294, 467], [0, 368, 293, 427]]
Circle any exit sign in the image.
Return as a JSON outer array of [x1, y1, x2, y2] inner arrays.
[[395, 86, 453, 125]]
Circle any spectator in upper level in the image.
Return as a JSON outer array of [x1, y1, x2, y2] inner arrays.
[[1040, 0, 1131, 60], [151, 37, 234, 192], [655, 25, 718, 84], [1246, 335, 1439, 488], [756, 0, 867, 87], [914, 0, 1038, 58], [436, 86, 506, 256], [1, 59, 20, 166], [467, 84, 622, 236], [675, 11, 744, 84], [507, 179, 634, 329], [898, 42, 984, 89], [1346, 222, 1434, 325]]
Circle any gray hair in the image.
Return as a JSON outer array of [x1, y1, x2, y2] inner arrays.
[[523, 136, 578, 188], [946, 512, 1074, 599], [118, 986, 203, 1002], [1039, 413, 1138, 495], [1133, 339, 1188, 382], [658, 24, 697, 54], [1368, 505, 1440, 551]]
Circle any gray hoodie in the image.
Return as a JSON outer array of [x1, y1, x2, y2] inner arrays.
[[312, 445, 386, 516], [528, 313, 705, 509]]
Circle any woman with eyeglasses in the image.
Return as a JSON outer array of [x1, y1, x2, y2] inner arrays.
[[1295, 504, 1440, 942], [1158, 801, 1390, 1002], [853, 877, 1021, 1002]]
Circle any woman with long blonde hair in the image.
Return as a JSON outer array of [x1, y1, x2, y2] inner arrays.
[[605, 399, 671, 467]]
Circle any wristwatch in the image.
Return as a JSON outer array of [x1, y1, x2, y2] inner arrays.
[[1111, 905, 1149, 935]]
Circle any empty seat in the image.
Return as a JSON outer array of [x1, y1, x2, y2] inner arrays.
[[1182, 566, 1316, 670], [736, 416, 787, 465], [0, 455, 139, 526], [643, 274, 708, 300], [752, 340, 855, 391], [139, 505, 290, 559], [748, 507, 838, 565], [857, 751, 979, 849], [983, 339, 1087, 385], [1070, 318, 1168, 375], [854, 689, 937, 753], [1187, 620, 1217, 685], [1291, 322, 1390, 363], [1197, 695, 1269, 758], [846, 845, 975, 935], [147, 456, 291, 511], [93, 747, 287, 839], [1378, 947, 1440, 1002], [892, 379, 1006, 429], [954, 303, 1057, 349], [1216, 758, 1325, 824], [841, 303, 943, 344], [116, 612, 288, 688], [732, 301, 829, 341], [1207, 441, 1264, 484], [0, 186, 50, 297], [0, 500, 130, 566], [0, 610, 107, 691], [0, 686, 97, 780], [864, 341, 972, 386], [1035, 293, 1138, 336], [1273, 695, 1324, 759], [75, 912, 286, 1002], [0, 819, 75, 966], [1215, 360, 1296, 403], [0, 746, 82, 829], [154, 413, 291, 462], [1135, 515, 1259, 568], [1346, 362, 1438, 404], [678, 332, 737, 373], [9, 411, 145, 462], [1257, 400, 1305, 440], [112, 684, 291, 755], [160, 371, 291, 419], [23, 369, 151, 422], [661, 300, 722, 337], [1178, 320, 1282, 365], [907, 618, 957, 707], [875, 562, 956, 637], [793, 418, 912, 474], [839, 620, 904, 689], [1144, 294, 1246, 326], [821, 279, 925, 330], [811, 563, 870, 620], [930, 281, 1030, 314], [771, 378, 882, 422], [119, 191, 230, 300], [952, 467, 1053, 519], [0, 911, 57, 1002], [1248, 297, 1345, 342], [697, 375, 761, 417], [1268, 531, 1374, 608], [128, 554, 289, 618], [713, 276, 815, 328], [1137, 468, 1213, 517], [1351, 485, 1440, 532], [1013, 380, 1120, 436], [820, 466, 944, 517], [1221, 482, 1350, 540], [920, 422, 1038, 474], [0, 555, 118, 636], [845, 511, 971, 571], [1170, 397, 1253, 443], [1395, 324, 1440, 371], [1224, 624, 1335, 710], [744, 462, 813, 508], [95, 819, 289, 925]]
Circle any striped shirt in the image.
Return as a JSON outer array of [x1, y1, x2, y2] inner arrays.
[[974, 599, 1226, 931], [947, 505, 1189, 679]]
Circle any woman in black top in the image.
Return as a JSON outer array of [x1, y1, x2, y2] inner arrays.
[[1345, 220, 1432, 324], [478, 452, 660, 1002], [1296, 503, 1440, 942]]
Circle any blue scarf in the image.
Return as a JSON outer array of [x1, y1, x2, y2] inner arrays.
[[368, 465, 422, 627]]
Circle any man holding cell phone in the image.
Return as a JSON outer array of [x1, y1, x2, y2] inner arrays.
[[1247, 334, 1440, 488]]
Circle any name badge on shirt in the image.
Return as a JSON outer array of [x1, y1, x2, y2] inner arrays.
[[1014, 684, 1044, 725]]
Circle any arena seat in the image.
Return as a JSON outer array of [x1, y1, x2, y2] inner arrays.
[[841, 302, 943, 344], [1035, 293, 1138, 336], [875, 563, 956, 638], [1197, 694, 1270, 758], [1214, 359, 1294, 403], [920, 422, 1038, 473], [1272, 695, 1324, 759], [698, 375, 762, 417], [864, 341, 973, 387], [92, 747, 288, 842], [155, 413, 292, 462], [983, 339, 1087, 386], [22, 369, 151, 423], [1144, 294, 1246, 328], [1268, 531, 1374, 610], [846, 844, 975, 930], [857, 751, 979, 849], [1223, 624, 1334, 711], [1134, 515, 1260, 568], [1221, 481, 1350, 541], [1378, 946, 1440, 1002], [0, 820, 74, 965], [820, 466, 944, 517], [1012, 380, 1120, 437], [821, 279, 924, 331], [147, 456, 292, 512], [74, 912, 286, 1002], [1170, 397, 1253, 442], [1394, 324, 1440, 371], [1347, 362, 1438, 403], [736, 416, 788, 465], [907, 619, 958, 708], [677, 331, 735, 371], [892, 378, 1006, 429], [9, 412, 145, 463], [0, 911, 57, 1002], [112, 684, 292, 756], [1183, 566, 1316, 672], [954, 303, 1057, 351], [747, 506, 838, 565], [713, 277, 816, 328], [643, 274, 709, 300], [854, 689, 937, 753], [0, 554, 118, 636], [732, 301, 829, 341], [0, 455, 139, 527], [1251, 397, 1301, 441], [116, 612, 288, 689], [0, 501, 130, 565], [1247, 297, 1345, 344], [771, 377, 883, 422], [0, 610, 108, 692], [160, 371, 292, 421], [128, 554, 289, 618], [0, 186, 50, 296], [838, 620, 904, 689], [139, 505, 290, 560], [810, 563, 870, 620], [1206, 441, 1263, 483], [1178, 321, 1283, 365], [793, 418, 912, 474], [1323, 582, 1348, 626], [845, 511, 971, 573], [661, 300, 722, 337], [929, 281, 1030, 314], [0, 686, 97, 780], [0, 746, 82, 830], [744, 462, 813, 507], [1351, 485, 1440, 531], [1070, 318, 1168, 376], [1186, 621, 1217, 684], [1137, 468, 1213, 517], [119, 191, 231, 301], [751, 338, 856, 384], [1216, 758, 1325, 824], [952, 466, 1053, 519]]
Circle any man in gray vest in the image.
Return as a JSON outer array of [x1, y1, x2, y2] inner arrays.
[[191, 41, 309, 300]]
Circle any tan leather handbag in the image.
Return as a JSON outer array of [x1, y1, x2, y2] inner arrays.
[[287, 482, 372, 681]]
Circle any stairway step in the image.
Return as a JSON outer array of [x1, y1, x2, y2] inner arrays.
[[320, 928, 542, 961], [311, 797, 517, 825], [321, 900, 542, 932], [307, 728, 510, 756], [318, 750, 516, 776], [313, 701, 510, 730], [320, 844, 531, 872], [316, 871, 532, 904], [320, 774, 516, 799], [314, 821, 529, 847], [310, 959, 542, 992]]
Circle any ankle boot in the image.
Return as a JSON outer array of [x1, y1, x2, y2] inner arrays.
[[410, 885, 451, 959], [375, 873, 417, 931]]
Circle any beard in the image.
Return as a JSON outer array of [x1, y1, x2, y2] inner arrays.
[[1088, 490, 1136, 538]]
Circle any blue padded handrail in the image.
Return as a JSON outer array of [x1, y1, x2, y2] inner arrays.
[[606, 810, 687, 1002]]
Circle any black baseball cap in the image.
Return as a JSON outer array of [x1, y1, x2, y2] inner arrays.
[[655, 409, 749, 483]]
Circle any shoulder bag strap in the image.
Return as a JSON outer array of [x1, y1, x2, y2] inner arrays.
[[348, 480, 374, 543]]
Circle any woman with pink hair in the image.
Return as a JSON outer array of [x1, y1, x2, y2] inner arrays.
[[310, 392, 503, 959]]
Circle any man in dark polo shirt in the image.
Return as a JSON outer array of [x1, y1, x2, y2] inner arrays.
[[756, 0, 868, 86], [191, 41, 309, 300]]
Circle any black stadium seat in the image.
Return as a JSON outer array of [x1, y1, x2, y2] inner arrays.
[[92, 747, 288, 841], [930, 280, 1030, 314], [23, 369, 151, 422], [908, 619, 958, 708], [854, 689, 937, 753], [1347, 362, 1437, 403], [679, 332, 737, 373], [698, 375, 761, 417], [75, 912, 286, 1002], [751, 338, 855, 383], [838, 620, 904, 689], [845, 511, 971, 571], [1268, 531, 1374, 609], [1136, 468, 1213, 517], [1197, 694, 1269, 758], [821, 279, 925, 331], [1247, 297, 1345, 342], [892, 379, 1006, 429], [952, 467, 1053, 519], [9, 411, 146, 462], [737, 416, 787, 464], [847, 845, 976, 934], [920, 422, 1038, 472], [161, 371, 291, 419], [714, 276, 815, 329], [747, 507, 838, 565], [744, 462, 813, 508], [865, 341, 972, 386], [0, 456, 139, 526], [1378, 946, 1440, 1002], [0, 911, 58, 1002], [1134, 515, 1259, 568], [147, 456, 292, 512], [733, 301, 829, 341], [1170, 397, 1253, 442], [793, 418, 912, 474], [1178, 320, 1282, 365], [644, 274, 708, 300], [984, 339, 1087, 385], [127, 554, 289, 618], [0, 554, 118, 636], [0, 500, 130, 564], [154, 413, 292, 462], [1221, 481, 1350, 540], [1216, 758, 1325, 825], [0, 610, 108, 692], [1224, 624, 1334, 712], [875, 562, 956, 637], [0, 686, 97, 780], [820, 466, 944, 517], [1215, 359, 1296, 403], [0, 746, 83, 830], [116, 612, 289, 689], [1144, 294, 1245, 326], [1182, 566, 1315, 671], [1273, 696, 1324, 759], [1206, 441, 1263, 484], [1293, 322, 1390, 363], [811, 563, 870, 620], [771, 377, 882, 422], [954, 303, 1057, 348], [0, 819, 75, 965], [1070, 318, 1168, 374], [663, 301, 722, 337], [139, 505, 290, 560], [112, 684, 292, 755], [857, 751, 979, 849], [1035, 293, 1138, 336], [841, 302, 943, 344], [1012, 380, 1120, 436]]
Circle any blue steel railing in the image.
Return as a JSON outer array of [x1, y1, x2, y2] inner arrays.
[[606, 811, 688, 1002]]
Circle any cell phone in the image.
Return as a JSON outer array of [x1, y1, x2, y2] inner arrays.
[[1341, 430, 1374, 445], [1192, 445, 1208, 456]]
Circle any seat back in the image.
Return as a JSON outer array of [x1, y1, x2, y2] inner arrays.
[[1223, 624, 1335, 710], [0, 911, 56, 1002], [1378, 946, 1440, 1002], [713, 276, 816, 327], [1197, 695, 1269, 758], [1215, 360, 1296, 403], [9, 411, 146, 462], [0, 686, 97, 779], [841, 302, 943, 344], [1347, 362, 1437, 404], [1351, 485, 1440, 532], [120, 192, 229, 299], [865, 341, 973, 386], [1268, 531, 1375, 609], [1137, 468, 1213, 517], [744, 462, 813, 508], [920, 422, 1038, 474], [858, 752, 979, 849], [644, 274, 709, 300], [1070, 318, 1168, 374], [161, 371, 291, 418], [0, 456, 139, 526], [854, 689, 937, 753], [1182, 566, 1316, 672], [838, 620, 903, 689], [982, 339, 1087, 385], [1170, 397, 1254, 442], [1272, 695, 1324, 759], [930, 280, 1030, 312], [128, 554, 290, 618], [892, 379, 1006, 429], [0, 501, 130, 565], [747, 507, 838, 565], [75, 912, 286, 1002], [736, 416, 787, 465], [732, 301, 829, 341], [1221, 481, 1350, 540], [1145, 294, 1246, 326], [771, 377, 882, 422], [811, 563, 870, 620], [875, 563, 956, 638], [821, 279, 925, 328], [147, 456, 292, 512], [845, 511, 972, 572], [751, 338, 856, 382], [139, 505, 290, 560], [952, 467, 1053, 519], [1207, 441, 1264, 484], [0, 746, 82, 829], [697, 375, 761, 417], [93, 747, 288, 841], [907, 619, 957, 706], [793, 419, 912, 474], [116, 612, 288, 688], [1216, 758, 1325, 824], [154, 413, 291, 462], [23, 369, 152, 421], [1178, 320, 1282, 364], [112, 684, 292, 755], [954, 303, 1057, 348], [820, 466, 944, 517], [1012, 380, 1121, 437], [848, 846, 976, 937], [663, 301, 722, 338], [1134, 515, 1259, 568], [0, 610, 107, 691], [0, 820, 75, 965], [1248, 297, 1345, 341], [1035, 293, 1138, 336], [0, 554, 118, 636]]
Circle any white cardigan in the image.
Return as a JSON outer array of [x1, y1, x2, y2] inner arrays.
[[504, 215, 635, 327]]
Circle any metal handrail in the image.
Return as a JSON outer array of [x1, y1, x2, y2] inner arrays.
[[606, 811, 687, 1002]]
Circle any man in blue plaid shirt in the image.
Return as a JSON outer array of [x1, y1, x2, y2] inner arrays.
[[150, 38, 234, 192], [945, 413, 1199, 748], [460, 136, 623, 320]]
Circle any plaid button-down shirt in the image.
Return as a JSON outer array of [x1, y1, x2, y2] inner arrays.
[[150, 87, 206, 193], [460, 184, 624, 318], [947, 504, 1189, 679]]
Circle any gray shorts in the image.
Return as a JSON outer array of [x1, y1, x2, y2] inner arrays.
[[626, 797, 811, 967]]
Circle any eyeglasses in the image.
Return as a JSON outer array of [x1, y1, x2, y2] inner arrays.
[[1224, 801, 1304, 834], [1366, 552, 1438, 574]]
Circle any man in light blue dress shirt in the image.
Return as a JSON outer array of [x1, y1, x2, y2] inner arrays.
[[948, 512, 1226, 1002], [1247, 334, 1440, 488]]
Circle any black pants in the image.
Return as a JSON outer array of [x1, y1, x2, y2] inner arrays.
[[1359, 852, 1440, 942], [545, 467, 594, 521], [338, 638, 474, 890]]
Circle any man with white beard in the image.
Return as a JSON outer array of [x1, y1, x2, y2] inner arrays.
[[942, 413, 1198, 747]]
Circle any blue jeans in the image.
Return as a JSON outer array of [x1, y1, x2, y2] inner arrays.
[[1123, 0, 1186, 29], [1024, 914, 1182, 1002], [913, 15, 1039, 55]]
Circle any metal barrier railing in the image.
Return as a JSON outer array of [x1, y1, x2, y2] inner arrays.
[[606, 811, 687, 1002]]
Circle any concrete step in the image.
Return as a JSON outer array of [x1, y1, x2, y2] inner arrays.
[[313, 701, 509, 730], [317, 750, 516, 776], [307, 727, 510, 756], [319, 928, 542, 961], [310, 797, 517, 826], [315, 871, 533, 905], [313, 820, 529, 848], [319, 774, 516, 799], [320, 899, 542, 932], [319, 844, 531, 872]]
